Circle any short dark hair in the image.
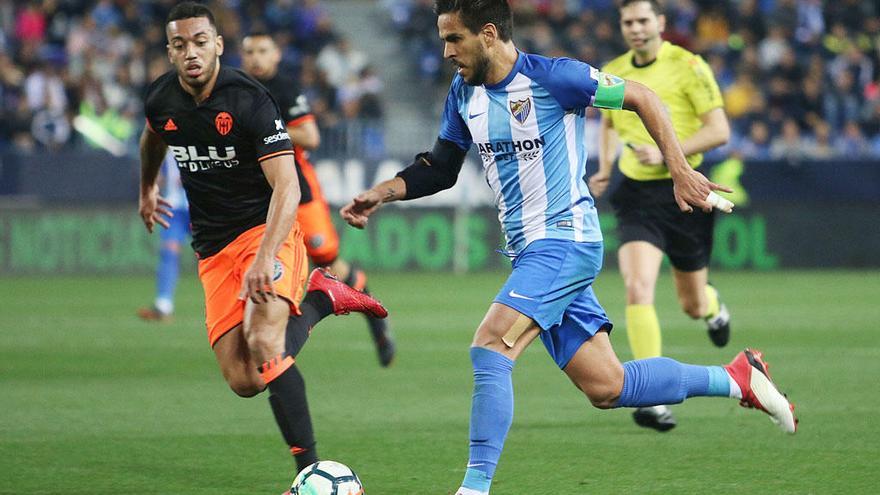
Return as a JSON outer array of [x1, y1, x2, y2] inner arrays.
[[619, 0, 663, 15], [166, 1, 217, 30], [434, 0, 513, 42], [244, 31, 276, 43]]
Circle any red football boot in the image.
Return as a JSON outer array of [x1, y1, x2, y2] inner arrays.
[[725, 348, 798, 433], [306, 268, 388, 318]]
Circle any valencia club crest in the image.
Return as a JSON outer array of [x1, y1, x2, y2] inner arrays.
[[509, 98, 531, 125], [214, 112, 233, 135]]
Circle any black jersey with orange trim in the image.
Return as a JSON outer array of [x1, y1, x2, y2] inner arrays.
[[144, 66, 295, 258], [259, 73, 316, 204]]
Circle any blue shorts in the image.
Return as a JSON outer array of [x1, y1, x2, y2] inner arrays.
[[161, 208, 191, 243], [494, 239, 612, 369]]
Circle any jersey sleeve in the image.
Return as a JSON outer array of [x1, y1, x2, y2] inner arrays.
[[437, 79, 472, 151], [530, 57, 625, 111], [246, 90, 295, 162], [682, 55, 724, 115], [281, 89, 314, 127]]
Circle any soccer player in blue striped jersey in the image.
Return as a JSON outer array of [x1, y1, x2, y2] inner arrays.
[[342, 2, 798, 493]]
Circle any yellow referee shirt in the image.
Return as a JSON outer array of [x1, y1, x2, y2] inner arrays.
[[601, 41, 724, 181]]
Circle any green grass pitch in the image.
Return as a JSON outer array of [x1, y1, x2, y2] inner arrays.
[[1, 270, 878, 494]]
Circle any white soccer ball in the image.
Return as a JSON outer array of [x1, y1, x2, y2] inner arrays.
[[290, 460, 364, 495]]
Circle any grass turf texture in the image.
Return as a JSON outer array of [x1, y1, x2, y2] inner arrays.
[[1, 271, 877, 494]]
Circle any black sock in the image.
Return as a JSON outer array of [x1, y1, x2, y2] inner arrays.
[[265, 364, 318, 471], [286, 291, 333, 356], [343, 267, 388, 342]]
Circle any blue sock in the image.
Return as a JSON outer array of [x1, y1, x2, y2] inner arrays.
[[462, 347, 514, 492], [155, 244, 180, 310], [616, 358, 730, 407]]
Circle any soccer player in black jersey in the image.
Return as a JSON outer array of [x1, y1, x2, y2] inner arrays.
[[241, 32, 396, 367], [137, 2, 387, 480]]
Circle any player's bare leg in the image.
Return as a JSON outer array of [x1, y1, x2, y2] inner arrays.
[[563, 331, 796, 431], [456, 303, 540, 495], [327, 258, 396, 367], [673, 267, 730, 347], [212, 324, 265, 397], [244, 296, 320, 472], [619, 241, 674, 430], [562, 331, 625, 408]]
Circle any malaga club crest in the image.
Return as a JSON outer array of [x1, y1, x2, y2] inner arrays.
[[509, 98, 532, 125], [215, 112, 233, 135], [273, 259, 284, 282]]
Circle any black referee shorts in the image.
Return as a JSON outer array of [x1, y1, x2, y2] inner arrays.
[[609, 177, 715, 272]]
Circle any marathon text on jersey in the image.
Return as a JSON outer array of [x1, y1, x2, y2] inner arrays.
[[477, 136, 545, 162]]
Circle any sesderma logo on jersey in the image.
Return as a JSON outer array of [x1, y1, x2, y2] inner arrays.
[[263, 131, 291, 144]]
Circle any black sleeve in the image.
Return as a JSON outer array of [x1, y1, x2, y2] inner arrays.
[[395, 138, 468, 200], [295, 159, 313, 204], [246, 89, 295, 162]]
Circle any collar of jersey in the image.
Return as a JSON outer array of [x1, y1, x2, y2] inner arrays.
[[630, 41, 670, 69], [484, 50, 525, 91]]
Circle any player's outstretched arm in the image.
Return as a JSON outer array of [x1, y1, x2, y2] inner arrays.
[[341, 177, 407, 229], [239, 153, 301, 304], [341, 138, 467, 228], [138, 126, 172, 233], [622, 80, 732, 213]]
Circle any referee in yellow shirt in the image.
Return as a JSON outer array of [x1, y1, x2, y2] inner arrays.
[[589, 0, 732, 432]]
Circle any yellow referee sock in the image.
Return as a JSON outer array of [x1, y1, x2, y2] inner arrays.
[[625, 304, 662, 359], [704, 285, 720, 319]]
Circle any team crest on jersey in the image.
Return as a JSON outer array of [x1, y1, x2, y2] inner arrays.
[[214, 112, 233, 135], [273, 259, 284, 282], [509, 98, 531, 125]]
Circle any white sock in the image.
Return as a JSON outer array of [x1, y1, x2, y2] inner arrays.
[[456, 487, 488, 495], [155, 298, 174, 315], [727, 374, 742, 399]]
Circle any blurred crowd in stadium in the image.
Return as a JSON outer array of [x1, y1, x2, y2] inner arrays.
[[2, 0, 879, 161], [0, 0, 384, 157], [391, 0, 880, 160]]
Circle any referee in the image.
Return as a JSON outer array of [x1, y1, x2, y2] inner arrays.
[[589, 0, 732, 432]]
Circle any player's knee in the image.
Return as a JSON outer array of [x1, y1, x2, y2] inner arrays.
[[585, 384, 621, 409], [226, 376, 265, 398], [623, 278, 654, 305], [580, 367, 624, 409]]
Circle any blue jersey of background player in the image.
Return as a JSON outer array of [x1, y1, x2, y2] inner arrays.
[[342, 2, 797, 494], [138, 151, 191, 321]]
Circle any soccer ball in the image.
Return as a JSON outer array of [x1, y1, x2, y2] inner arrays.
[[290, 460, 364, 495]]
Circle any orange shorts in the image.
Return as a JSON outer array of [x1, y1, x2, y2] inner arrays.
[[197, 223, 308, 347], [297, 160, 340, 266]]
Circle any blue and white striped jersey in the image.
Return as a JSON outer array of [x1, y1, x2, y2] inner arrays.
[[439, 52, 623, 254]]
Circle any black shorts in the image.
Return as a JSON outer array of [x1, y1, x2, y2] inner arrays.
[[609, 177, 715, 272]]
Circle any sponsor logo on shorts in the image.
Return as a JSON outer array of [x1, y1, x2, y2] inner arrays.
[[273, 259, 284, 281]]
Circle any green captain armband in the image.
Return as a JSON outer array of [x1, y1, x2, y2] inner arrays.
[[593, 72, 626, 110]]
